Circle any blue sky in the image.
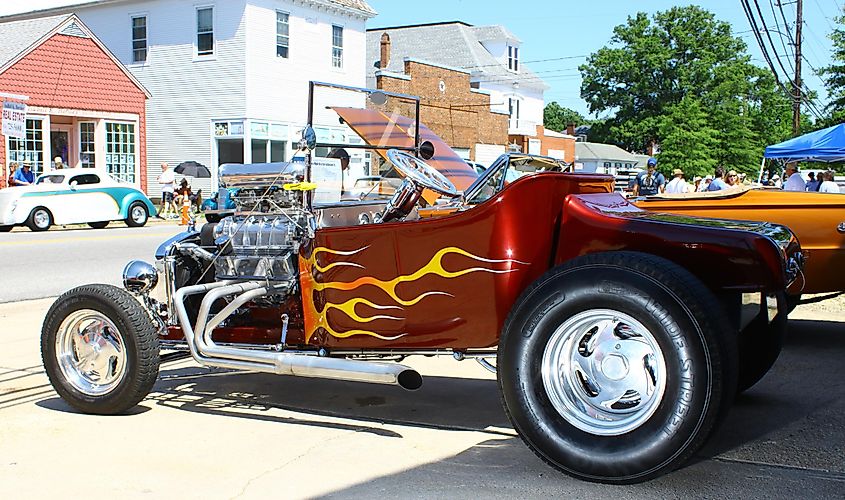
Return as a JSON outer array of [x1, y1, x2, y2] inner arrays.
[[368, 0, 838, 118], [0, 0, 837, 118]]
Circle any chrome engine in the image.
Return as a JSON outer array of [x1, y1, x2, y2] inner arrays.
[[211, 162, 314, 282]]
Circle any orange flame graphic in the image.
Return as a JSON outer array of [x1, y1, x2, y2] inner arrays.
[[299, 246, 527, 342]]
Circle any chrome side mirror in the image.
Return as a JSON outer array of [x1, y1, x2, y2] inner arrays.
[[300, 126, 317, 151]]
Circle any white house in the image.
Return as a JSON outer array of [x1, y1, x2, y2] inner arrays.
[[0, 0, 376, 197], [366, 21, 548, 163]]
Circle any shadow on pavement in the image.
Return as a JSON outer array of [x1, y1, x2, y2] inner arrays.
[[36, 397, 152, 415]]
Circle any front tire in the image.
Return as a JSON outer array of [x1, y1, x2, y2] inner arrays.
[[41, 284, 160, 415], [27, 207, 52, 231], [498, 252, 737, 484], [125, 201, 148, 227]]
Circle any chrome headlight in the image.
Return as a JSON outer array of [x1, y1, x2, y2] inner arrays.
[[123, 260, 158, 294]]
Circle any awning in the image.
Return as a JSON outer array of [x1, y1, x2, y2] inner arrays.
[[764, 123, 845, 163]]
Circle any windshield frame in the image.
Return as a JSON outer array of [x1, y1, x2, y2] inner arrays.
[[462, 153, 568, 204]]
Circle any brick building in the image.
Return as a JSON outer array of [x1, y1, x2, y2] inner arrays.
[[508, 125, 576, 163], [0, 15, 149, 189], [373, 51, 508, 164]]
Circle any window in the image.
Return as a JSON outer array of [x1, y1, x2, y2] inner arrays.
[[276, 11, 289, 58], [131, 16, 147, 63], [79, 122, 95, 168], [105, 122, 136, 183], [332, 25, 343, 68], [196, 7, 214, 56], [509, 98, 516, 127], [508, 45, 519, 72], [604, 162, 612, 168], [37, 175, 65, 185], [71, 174, 101, 185], [8, 119, 44, 175]]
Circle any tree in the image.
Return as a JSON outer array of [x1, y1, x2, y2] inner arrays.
[[580, 6, 794, 172], [657, 96, 718, 177], [543, 102, 586, 133], [819, 7, 845, 127]]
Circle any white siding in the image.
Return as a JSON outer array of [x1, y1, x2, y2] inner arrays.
[[480, 82, 544, 136], [74, 0, 248, 198], [244, 0, 366, 130]]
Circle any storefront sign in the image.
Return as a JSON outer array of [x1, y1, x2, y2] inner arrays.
[[2, 101, 27, 139]]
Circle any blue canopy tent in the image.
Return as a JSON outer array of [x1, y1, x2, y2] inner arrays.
[[764, 123, 845, 163]]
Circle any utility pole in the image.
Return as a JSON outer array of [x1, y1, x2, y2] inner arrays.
[[793, 0, 803, 136]]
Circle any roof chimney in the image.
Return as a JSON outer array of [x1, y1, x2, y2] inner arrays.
[[379, 33, 391, 69], [566, 122, 576, 136]]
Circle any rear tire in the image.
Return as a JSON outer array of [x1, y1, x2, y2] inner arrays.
[[88, 221, 109, 229], [498, 252, 737, 484], [26, 207, 52, 231], [0, 225, 12, 232], [125, 201, 148, 227], [41, 284, 160, 415]]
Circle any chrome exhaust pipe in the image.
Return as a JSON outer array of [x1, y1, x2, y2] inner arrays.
[[172, 281, 423, 390]]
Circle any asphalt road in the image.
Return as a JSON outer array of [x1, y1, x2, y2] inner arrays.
[[0, 223, 185, 303]]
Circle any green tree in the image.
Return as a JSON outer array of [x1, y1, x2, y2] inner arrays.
[[819, 7, 845, 127], [657, 96, 718, 177], [580, 5, 793, 170], [543, 102, 586, 133]]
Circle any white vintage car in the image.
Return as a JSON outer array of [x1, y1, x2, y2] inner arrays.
[[0, 169, 156, 232]]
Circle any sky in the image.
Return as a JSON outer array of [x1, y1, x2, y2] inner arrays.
[[0, 0, 838, 118]]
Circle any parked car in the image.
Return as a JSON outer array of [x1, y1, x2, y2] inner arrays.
[[0, 169, 155, 231], [200, 187, 238, 222], [633, 186, 845, 301], [41, 83, 804, 484]]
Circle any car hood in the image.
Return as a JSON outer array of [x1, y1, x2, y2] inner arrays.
[[332, 107, 479, 201]]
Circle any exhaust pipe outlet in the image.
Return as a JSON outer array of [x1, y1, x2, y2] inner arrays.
[[274, 355, 423, 391]]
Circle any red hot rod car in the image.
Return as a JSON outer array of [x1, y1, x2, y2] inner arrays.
[[41, 83, 803, 484]]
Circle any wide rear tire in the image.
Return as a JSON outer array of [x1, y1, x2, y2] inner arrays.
[[41, 284, 160, 415], [498, 251, 737, 484]]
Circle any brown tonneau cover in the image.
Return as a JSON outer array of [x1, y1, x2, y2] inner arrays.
[[332, 107, 479, 202]]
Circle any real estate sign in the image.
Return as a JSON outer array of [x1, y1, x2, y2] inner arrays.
[[2, 101, 27, 139]]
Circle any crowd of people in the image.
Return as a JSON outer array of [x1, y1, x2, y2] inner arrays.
[[631, 158, 841, 195]]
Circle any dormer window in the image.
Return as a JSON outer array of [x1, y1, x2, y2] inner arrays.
[[508, 45, 519, 72]]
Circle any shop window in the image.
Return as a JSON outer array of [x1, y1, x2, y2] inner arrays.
[[508, 98, 520, 129], [196, 7, 214, 56], [105, 122, 136, 183], [251, 139, 267, 163], [80, 122, 96, 168], [218, 139, 244, 165], [276, 11, 289, 58], [332, 25, 343, 68], [8, 119, 44, 175], [270, 141, 286, 162], [132, 16, 147, 63]]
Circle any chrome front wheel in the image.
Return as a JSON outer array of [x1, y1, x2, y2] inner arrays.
[[56, 310, 128, 396], [42, 284, 160, 414], [541, 309, 667, 436]]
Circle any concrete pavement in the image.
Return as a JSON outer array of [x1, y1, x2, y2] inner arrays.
[[1, 298, 844, 498]]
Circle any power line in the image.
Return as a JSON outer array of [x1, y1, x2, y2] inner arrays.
[[460, 55, 587, 70]]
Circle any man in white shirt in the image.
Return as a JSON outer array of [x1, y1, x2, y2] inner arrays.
[[664, 168, 689, 193], [158, 162, 176, 219], [783, 163, 806, 192]]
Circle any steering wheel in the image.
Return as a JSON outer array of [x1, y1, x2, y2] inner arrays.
[[386, 149, 459, 197]]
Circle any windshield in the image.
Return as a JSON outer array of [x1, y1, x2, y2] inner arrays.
[[37, 175, 65, 185], [465, 155, 567, 204]]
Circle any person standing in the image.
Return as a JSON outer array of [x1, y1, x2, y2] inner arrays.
[[664, 168, 689, 193], [707, 167, 729, 191], [783, 163, 806, 192], [633, 158, 665, 196], [805, 172, 820, 191], [157, 162, 176, 219], [13, 162, 35, 186], [819, 171, 840, 193]]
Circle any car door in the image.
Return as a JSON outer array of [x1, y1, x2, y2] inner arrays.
[[64, 174, 121, 224]]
